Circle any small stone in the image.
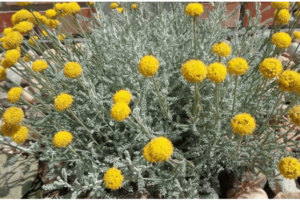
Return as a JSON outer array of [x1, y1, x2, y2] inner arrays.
[[278, 55, 295, 69], [20, 79, 29, 88], [23, 86, 35, 104], [232, 187, 268, 199], [287, 43, 300, 62], [5, 68, 22, 90], [273, 192, 300, 199], [270, 173, 300, 195]]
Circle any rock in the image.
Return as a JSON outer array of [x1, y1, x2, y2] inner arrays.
[[278, 55, 295, 69], [292, 39, 300, 44], [282, 52, 292, 59], [228, 187, 268, 199], [269, 173, 300, 195], [20, 79, 29, 88], [273, 192, 300, 199], [5, 68, 22, 90], [287, 42, 300, 62], [23, 86, 35, 104]]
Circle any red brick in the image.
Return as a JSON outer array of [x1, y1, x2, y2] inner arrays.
[[244, 2, 276, 26]]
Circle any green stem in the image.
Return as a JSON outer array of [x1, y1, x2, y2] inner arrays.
[[193, 17, 197, 59], [151, 76, 170, 120], [253, 79, 268, 114], [231, 75, 238, 116], [232, 135, 243, 159]]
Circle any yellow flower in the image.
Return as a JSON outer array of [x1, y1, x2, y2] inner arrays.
[[63, 62, 82, 78], [143, 136, 174, 163], [42, 30, 49, 37], [24, 54, 30, 62], [11, 125, 28, 144], [259, 58, 283, 79], [277, 70, 300, 92], [29, 36, 38, 45], [231, 113, 256, 136], [289, 105, 300, 126], [212, 42, 231, 57], [3, 27, 13, 36], [2, 31, 23, 50], [181, 59, 207, 83], [113, 89, 132, 104], [54, 93, 73, 112], [138, 55, 159, 77], [4, 49, 21, 68], [110, 3, 119, 9], [207, 62, 227, 83], [278, 157, 300, 179], [45, 9, 57, 19], [89, 2, 94, 6], [7, 87, 23, 103], [64, 2, 81, 15], [271, 32, 292, 49], [103, 167, 124, 190], [17, 2, 33, 6], [13, 21, 33, 33], [271, 2, 290, 9], [45, 19, 60, 29], [227, 57, 248, 76], [1, 123, 17, 137], [294, 31, 300, 39], [3, 107, 24, 125], [11, 9, 35, 25], [32, 60, 48, 73], [53, 131, 73, 148], [116, 7, 124, 13], [58, 33, 66, 41], [131, 3, 138, 10], [274, 9, 290, 25], [38, 16, 47, 24], [111, 102, 131, 121], [0, 67, 7, 80], [185, 3, 204, 17]]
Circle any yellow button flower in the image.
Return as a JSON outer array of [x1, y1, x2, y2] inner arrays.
[[45, 9, 58, 19], [289, 105, 300, 126], [271, 32, 292, 49], [3, 27, 13, 36], [2, 31, 23, 50], [131, 3, 138, 10], [45, 19, 60, 29], [111, 102, 131, 121], [11, 9, 35, 25], [116, 7, 124, 13], [271, 2, 290, 10], [103, 167, 124, 190], [0, 67, 7, 80], [113, 89, 132, 104], [138, 55, 159, 77], [277, 70, 300, 92], [227, 57, 249, 76], [110, 3, 118, 9], [294, 31, 300, 40], [63, 62, 82, 78], [89, 2, 94, 6], [7, 87, 23, 103], [13, 21, 33, 33], [274, 9, 290, 25], [259, 58, 283, 79], [278, 157, 300, 179], [29, 36, 38, 45], [4, 49, 21, 68], [181, 59, 207, 83], [58, 33, 66, 42], [212, 42, 231, 57], [143, 136, 174, 163], [54, 93, 73, 112], [53, 131, 73, 148], [1, 123, 17, 137], [231, 113, 256, 136], [207, 62, 227, 83], [32, 60, 48, 73], [17, 2, 33, 6], [185, 3, 204, 17], [3, 107, 24, 125], [11, 125, 29, 144]]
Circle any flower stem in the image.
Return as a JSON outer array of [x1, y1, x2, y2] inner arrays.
[[151, 76, 170, 120], [214, 83, 220, 125], [193, 17, 197, 59], [232, 135, 243, 159], [253, 79, 268, 114], [193, 82, 198, 122], [231, 75, 238, 116]]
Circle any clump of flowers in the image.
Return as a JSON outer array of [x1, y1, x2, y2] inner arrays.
[[181, 59, 207, 83], [231, 113, 256, 135], [103, 167, 124, 190], [143, 136, 174, 163], [138, 55, 159, 77], [52, 131, 73, 148], [185, 3, 204, 17], [54, 93, 73, 112], [7, 87, 23, 103], [259, 58, 283, 79], [212, 42, 231, 57], [11, 9, 34, 25], [271, 32, 292, 49], [278, 157, 300, 179]]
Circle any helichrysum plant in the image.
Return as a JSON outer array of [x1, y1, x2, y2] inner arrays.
[[0, 2, 300, 198]]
